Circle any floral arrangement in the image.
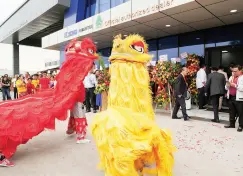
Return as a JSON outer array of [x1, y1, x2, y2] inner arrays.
[[151, 61, 181, 85], [94, 56, 110, 95], [151, 61, 181, 108], [186, 54, 201, 103], [186, 54, 200, 77], [154, 86, 170, 109]]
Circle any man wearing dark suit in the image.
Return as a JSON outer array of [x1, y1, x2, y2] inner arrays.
[[172, 67, 190, 121], [206, 67, 226, 123]]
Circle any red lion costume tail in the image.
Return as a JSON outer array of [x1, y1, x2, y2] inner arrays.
[[0, 38, 98, 158]]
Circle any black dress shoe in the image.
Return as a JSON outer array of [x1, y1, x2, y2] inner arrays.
[[237, 127, 243, 132], [86, 109, 91, 113], [184, 118, 190, 121], [224, 125, 235, 128], [211, 119, 220, 123], [93, 110, 97, 113], [172, 116, 181, 119]]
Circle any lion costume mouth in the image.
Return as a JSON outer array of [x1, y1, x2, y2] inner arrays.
[[110, 57, 145, 64]]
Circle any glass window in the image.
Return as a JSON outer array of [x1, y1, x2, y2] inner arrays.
[[99, 0, 111, 13], [84, 0, 90, 18], [91, 0, 98, 16], [179, 31, 204, 47], [205, 43, 215, 48], [205, 23, 243, 45], [111, 0, 129, 8], [179, 31, 205, 64], [179, 45, 204, 57], [158, 36, 178, 61], [147, 40, 157, 61], [98, 48, 111, 68]]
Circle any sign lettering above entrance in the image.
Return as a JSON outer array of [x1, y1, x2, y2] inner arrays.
[[42, 0, 196, 49], [64, 25, 93, 39]]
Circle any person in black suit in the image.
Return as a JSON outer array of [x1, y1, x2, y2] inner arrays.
[[172, 67, 190, 121], [206, 67, 226, 123]]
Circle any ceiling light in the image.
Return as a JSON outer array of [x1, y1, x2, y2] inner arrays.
[[222, 50, 228, 53], [196, 38, 200, 40], [94, 41, 98, 44], [230, 9, 237, 13], [124, 34, 128, 37], [165, 25, 171, 27]]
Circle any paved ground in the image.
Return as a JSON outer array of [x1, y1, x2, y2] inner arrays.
[[0, 110, 243, 176]]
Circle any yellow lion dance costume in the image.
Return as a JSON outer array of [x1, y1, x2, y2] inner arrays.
[[91, 34, 175, 176]]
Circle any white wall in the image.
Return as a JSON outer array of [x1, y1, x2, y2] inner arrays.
[[0, 43, 60, 76]]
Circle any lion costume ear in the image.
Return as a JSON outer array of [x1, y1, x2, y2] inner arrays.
[[65, 38, 77, 52]]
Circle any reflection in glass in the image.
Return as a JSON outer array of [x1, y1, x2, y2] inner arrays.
[[98, 48, 111, 67], [147, 40, 157, 61], [99, 0, 111, 13], [158, 48, 178, 62], [179, 45, 204, 57], [91, 0, 98, 16]]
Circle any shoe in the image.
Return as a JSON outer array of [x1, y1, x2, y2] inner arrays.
[[0, 159, 14, 167], [224, 125, 235, 128], [184, 118, 190, 121], [172, 116, 181, 119], [211, 119, 220, 123], [66, 129, 75, 135], [237, 127, 243, 132], [93, 110, 97, 113], [86, 109, 91, 113], [76, 139, 91, 144]]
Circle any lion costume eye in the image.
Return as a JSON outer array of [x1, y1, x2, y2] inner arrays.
[[130, 41, 145, 53], [88, 48, 94, 55], [130, 45, 144, 53]]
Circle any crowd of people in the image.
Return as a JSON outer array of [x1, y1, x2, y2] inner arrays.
[[0, 64, 101, 113], [195, 64, 243, 132], [0, 72, 56, 100], [168, 63, 243, 132]]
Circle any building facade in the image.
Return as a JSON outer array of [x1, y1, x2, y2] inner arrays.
[[42, 0, 243, 69]]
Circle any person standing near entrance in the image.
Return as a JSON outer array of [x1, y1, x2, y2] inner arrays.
[[172, 67, 190, 121], [196, 64, 207, 109], [218, 66, 228, 110], [84, 64, 97, 113], [206, 67, 226, 123], [225, 65, 243, 132]]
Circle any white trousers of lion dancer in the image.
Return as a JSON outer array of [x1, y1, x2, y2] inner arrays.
[[66, 102, 90, 144]]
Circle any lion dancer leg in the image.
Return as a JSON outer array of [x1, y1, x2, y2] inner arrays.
[[70, 102, 90, 144], [0, 152, 14, 167], [66, 114, 75, 135]]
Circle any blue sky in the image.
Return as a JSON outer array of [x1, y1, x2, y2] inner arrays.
[[0, 0, 60, 74]]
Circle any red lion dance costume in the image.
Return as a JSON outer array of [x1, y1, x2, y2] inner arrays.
[[0, 38, 98, 167]]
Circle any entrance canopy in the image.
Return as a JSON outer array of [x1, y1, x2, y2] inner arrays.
[[0, 0, 70, 47], [42, 0, 243, 50]]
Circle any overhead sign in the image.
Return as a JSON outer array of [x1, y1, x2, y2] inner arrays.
[[159, 54, 168, 62], [180, 52, 188, 59], [160, 0, 195, 11], [64, 17, 93, 40], [132, 0, 160, 20], [171, 57, 181, 63], [42, 0, 196, 49], [93, 10, 111, 32]]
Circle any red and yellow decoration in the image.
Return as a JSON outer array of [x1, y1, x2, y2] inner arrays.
[[151, 61, 181, 108], [186, 54, 200, 103]]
